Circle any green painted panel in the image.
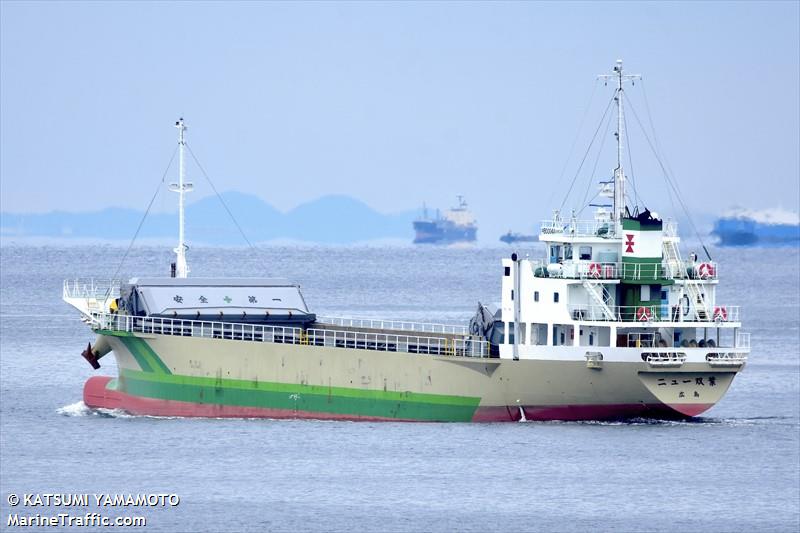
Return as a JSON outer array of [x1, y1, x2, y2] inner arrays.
[[622, 218, 662, 231], [118, 369, 480, 422], [618, 260, 673, 285], [117, 336, 172, 375]]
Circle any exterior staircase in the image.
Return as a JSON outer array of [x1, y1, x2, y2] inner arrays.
[[582, 279, 615, 320], [662, 239, 710, 321]]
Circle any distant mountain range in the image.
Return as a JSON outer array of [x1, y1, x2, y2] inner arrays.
[[0, 192, 418, 244]]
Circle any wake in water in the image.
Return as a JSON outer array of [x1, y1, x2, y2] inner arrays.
[[54, 402, 286, 422], [56, 401, 134, 419]]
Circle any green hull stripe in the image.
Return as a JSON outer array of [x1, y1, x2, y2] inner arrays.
[[116, 336, 172, 375], [119, 337, 153, 372], [118, 369, 480, 421]]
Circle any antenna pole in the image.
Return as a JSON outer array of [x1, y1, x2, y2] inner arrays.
[[170, 118, 192, 278], [598, 60, 640, 232], [616, 63, 625, 226]]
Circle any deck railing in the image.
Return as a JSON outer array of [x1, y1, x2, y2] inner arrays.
[[92, 313, 490, 358], [316, 316, 469, 335], [568, 304, 741, 323], [533, 260, 718, 281], [63, 279, 121, 300], [540, 219, 615, 237], [735, 332, 751, 349], [539, 218, 680, 239]]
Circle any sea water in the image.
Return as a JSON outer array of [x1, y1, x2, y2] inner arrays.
[[1, 244, 798, 532]]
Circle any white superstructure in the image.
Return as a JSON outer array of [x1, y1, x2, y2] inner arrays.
[[487, 60, 748, 372]]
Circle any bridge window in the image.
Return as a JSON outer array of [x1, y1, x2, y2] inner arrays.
[[579, 246, 592, 260], [554, 292, 560, 303]]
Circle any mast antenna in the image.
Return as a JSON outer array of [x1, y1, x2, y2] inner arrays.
[[598, 59, 640, 232], [169, 118, 193, 278]]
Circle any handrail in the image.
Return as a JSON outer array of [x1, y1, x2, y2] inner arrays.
[[63, 280, 469, 335], [568, 304, 741, 323], [63, 279, 121, 300], [706, 352, 748, 365], [539, 218, 680, 238], [735, 332, 751, 349], [532, 260, 718, 281], [644, 352, 687, 366], [540, 219, 616, 237], [91, 312, 490, 358], [316, 316, 469, 335]]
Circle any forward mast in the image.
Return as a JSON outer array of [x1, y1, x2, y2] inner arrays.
[[170, 118, 193, 278]]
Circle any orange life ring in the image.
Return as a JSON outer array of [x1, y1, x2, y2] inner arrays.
[[588, 263, 601, 279], [698, 262, 716, 279], [713, 306, 728, 321], [636, 306, 652, 321]]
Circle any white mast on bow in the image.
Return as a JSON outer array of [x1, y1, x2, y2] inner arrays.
[[170, 118, 193, 278]]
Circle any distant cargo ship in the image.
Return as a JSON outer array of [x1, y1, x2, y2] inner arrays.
[[712, 208, 799, 247], [500, 231, 537, 245], [413, 196, 477, 244]]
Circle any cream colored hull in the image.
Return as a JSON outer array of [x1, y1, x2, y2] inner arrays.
[[82, 330, 742, 422]]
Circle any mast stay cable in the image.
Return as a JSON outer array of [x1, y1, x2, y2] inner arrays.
[[102, 146, 179, 303], [186, 144, 256, 251], [625, 98, 713, 260], [622, 91, 641, 207], [578, 101, 615, 215], [559, 92, 617, 212], [639, 79, 681, 224], [545, 80, 600, 209]]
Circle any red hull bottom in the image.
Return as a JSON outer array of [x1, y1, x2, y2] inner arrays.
[[472, 402, 713, 422], [84, 376, 712, 422]]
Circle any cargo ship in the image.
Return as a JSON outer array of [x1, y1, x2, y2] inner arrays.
[[500, 231, 537, 245], [712, 207, 799, 247], [64, 62, 749, 422], [412, 196, 477, 244]]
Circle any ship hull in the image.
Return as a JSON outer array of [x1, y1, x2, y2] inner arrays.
[[499, 233, 537, 244], [83, 330, 738, 422], [413, 221, 477, 245], [713, 217, 800, 247], [84, 375, 708, 421]]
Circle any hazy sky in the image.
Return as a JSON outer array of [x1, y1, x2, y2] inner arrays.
[[1, 1, 798, 236]]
